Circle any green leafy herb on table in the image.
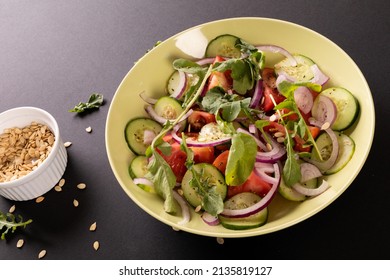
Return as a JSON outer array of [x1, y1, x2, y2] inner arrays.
[[69, 93, 104, 113], [0, 211, 32, 240]]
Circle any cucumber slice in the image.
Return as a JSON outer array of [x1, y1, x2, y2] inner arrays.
[[219, 192, 268, 230], [311, 132, 355, 175], [205, 34, 241, 58], [319, 87, 360, 131], [128, 155, 149, 178], [154, 96, 184, 120], [181, 163, 227, 208], [274, 54, 315, 82], [124, 117, 162, 155], [128, 155, 155, 193], [278, 176, 318, 202], [166, 71, 182, 96]]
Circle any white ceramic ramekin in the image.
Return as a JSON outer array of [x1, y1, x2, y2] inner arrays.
[[0, 107, 68, 200]]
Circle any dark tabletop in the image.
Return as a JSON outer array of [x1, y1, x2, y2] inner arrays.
[[0, 0, 388, 260]]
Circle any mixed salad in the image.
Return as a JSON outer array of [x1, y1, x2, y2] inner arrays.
[[124, 34, 359, 230]]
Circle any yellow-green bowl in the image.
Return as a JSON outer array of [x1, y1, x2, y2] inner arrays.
[[105, 17, 375, 238]]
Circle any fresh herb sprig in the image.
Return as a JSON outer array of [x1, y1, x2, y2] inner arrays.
[[69, 93, 104, 113], [0, 211, 32, 240]]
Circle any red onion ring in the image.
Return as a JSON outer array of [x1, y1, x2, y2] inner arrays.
[[236, 127, 267, 151], [133, 177, 154, 187], [201, 211, 220, 226], [292, 179, 330, 196], [172, 124, 231, 147], [170, 71, 187, 100], [249, 80, 263, 108], [220, 163, 280, 218], [143, 129, 156, 145], [172, 190, 191, 225], [196, 57, 215, 66], [310, 64, 329, 85], [311, 95, 337, 126], [306, 123, 339, 172], [294, 86, 314, 114], [254, 162, 278, 184], [299, 162, 322, 182], [139, 91, 158, 105], [145, 105, 193, 125], [255, 135, 286, 163], [256, 44, 297, 66]]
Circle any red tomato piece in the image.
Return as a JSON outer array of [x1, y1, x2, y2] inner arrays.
[[206, 56, 232, 92], [227, 171, 272, 199], [187, 110, 216, 131], [192, 146, 215, 164], [260, 68, 285, 112], [212, 150, 229, 174]]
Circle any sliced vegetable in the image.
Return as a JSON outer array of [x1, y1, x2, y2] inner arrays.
[[219, 192, 268, 230], [124, 117, 163, 155], [166, 70, 187, 99], [311, 94, 337, 126], [311, 131, 355, 175], [181, 163, 227, 210], [319, 87, 360, 131], [274, 54, 316, 82], [205, 34, 241, 58], [154, 96, 185, 121]]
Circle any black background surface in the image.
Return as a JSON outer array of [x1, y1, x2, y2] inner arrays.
[[0, 0, 388, 260]]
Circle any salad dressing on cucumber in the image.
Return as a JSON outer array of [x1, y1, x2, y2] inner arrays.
[[124, 34, 360, 230]]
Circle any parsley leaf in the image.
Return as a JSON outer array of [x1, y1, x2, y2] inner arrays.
[[69, 93, 104, 113]]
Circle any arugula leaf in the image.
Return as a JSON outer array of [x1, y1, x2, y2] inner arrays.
[[0, 211, 32, 240], [146, 149, 177, 214], [225, 132, 257, 186], [69, 93, 104, 113], [282, 130, 302, 186]]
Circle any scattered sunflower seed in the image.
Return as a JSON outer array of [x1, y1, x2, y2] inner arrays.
[[77, 183, 86, 190], [9, 204, 16, 214], [38, 249, 47, 259], [93, 241, 100, 251], [35, 196, 45, 203], [216, 237, 225, 245], [58, 178, 65, 187], [73, 199, 79, 207], [54, 185, 62, 192], [64, 141, 72, 148], [85, 126, 92, 133], [266, 143, 273, 151], [276, 137, 285, 143], [274, 132, 285, 138], [194, 205, 202, 213], [321, 122, 330, 130], [89, 222, 97, 232], [16, 239, 24, 248], [177, 188, 184, 196]]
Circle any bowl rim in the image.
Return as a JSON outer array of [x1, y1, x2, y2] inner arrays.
[[0, 106, 62, 188]]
